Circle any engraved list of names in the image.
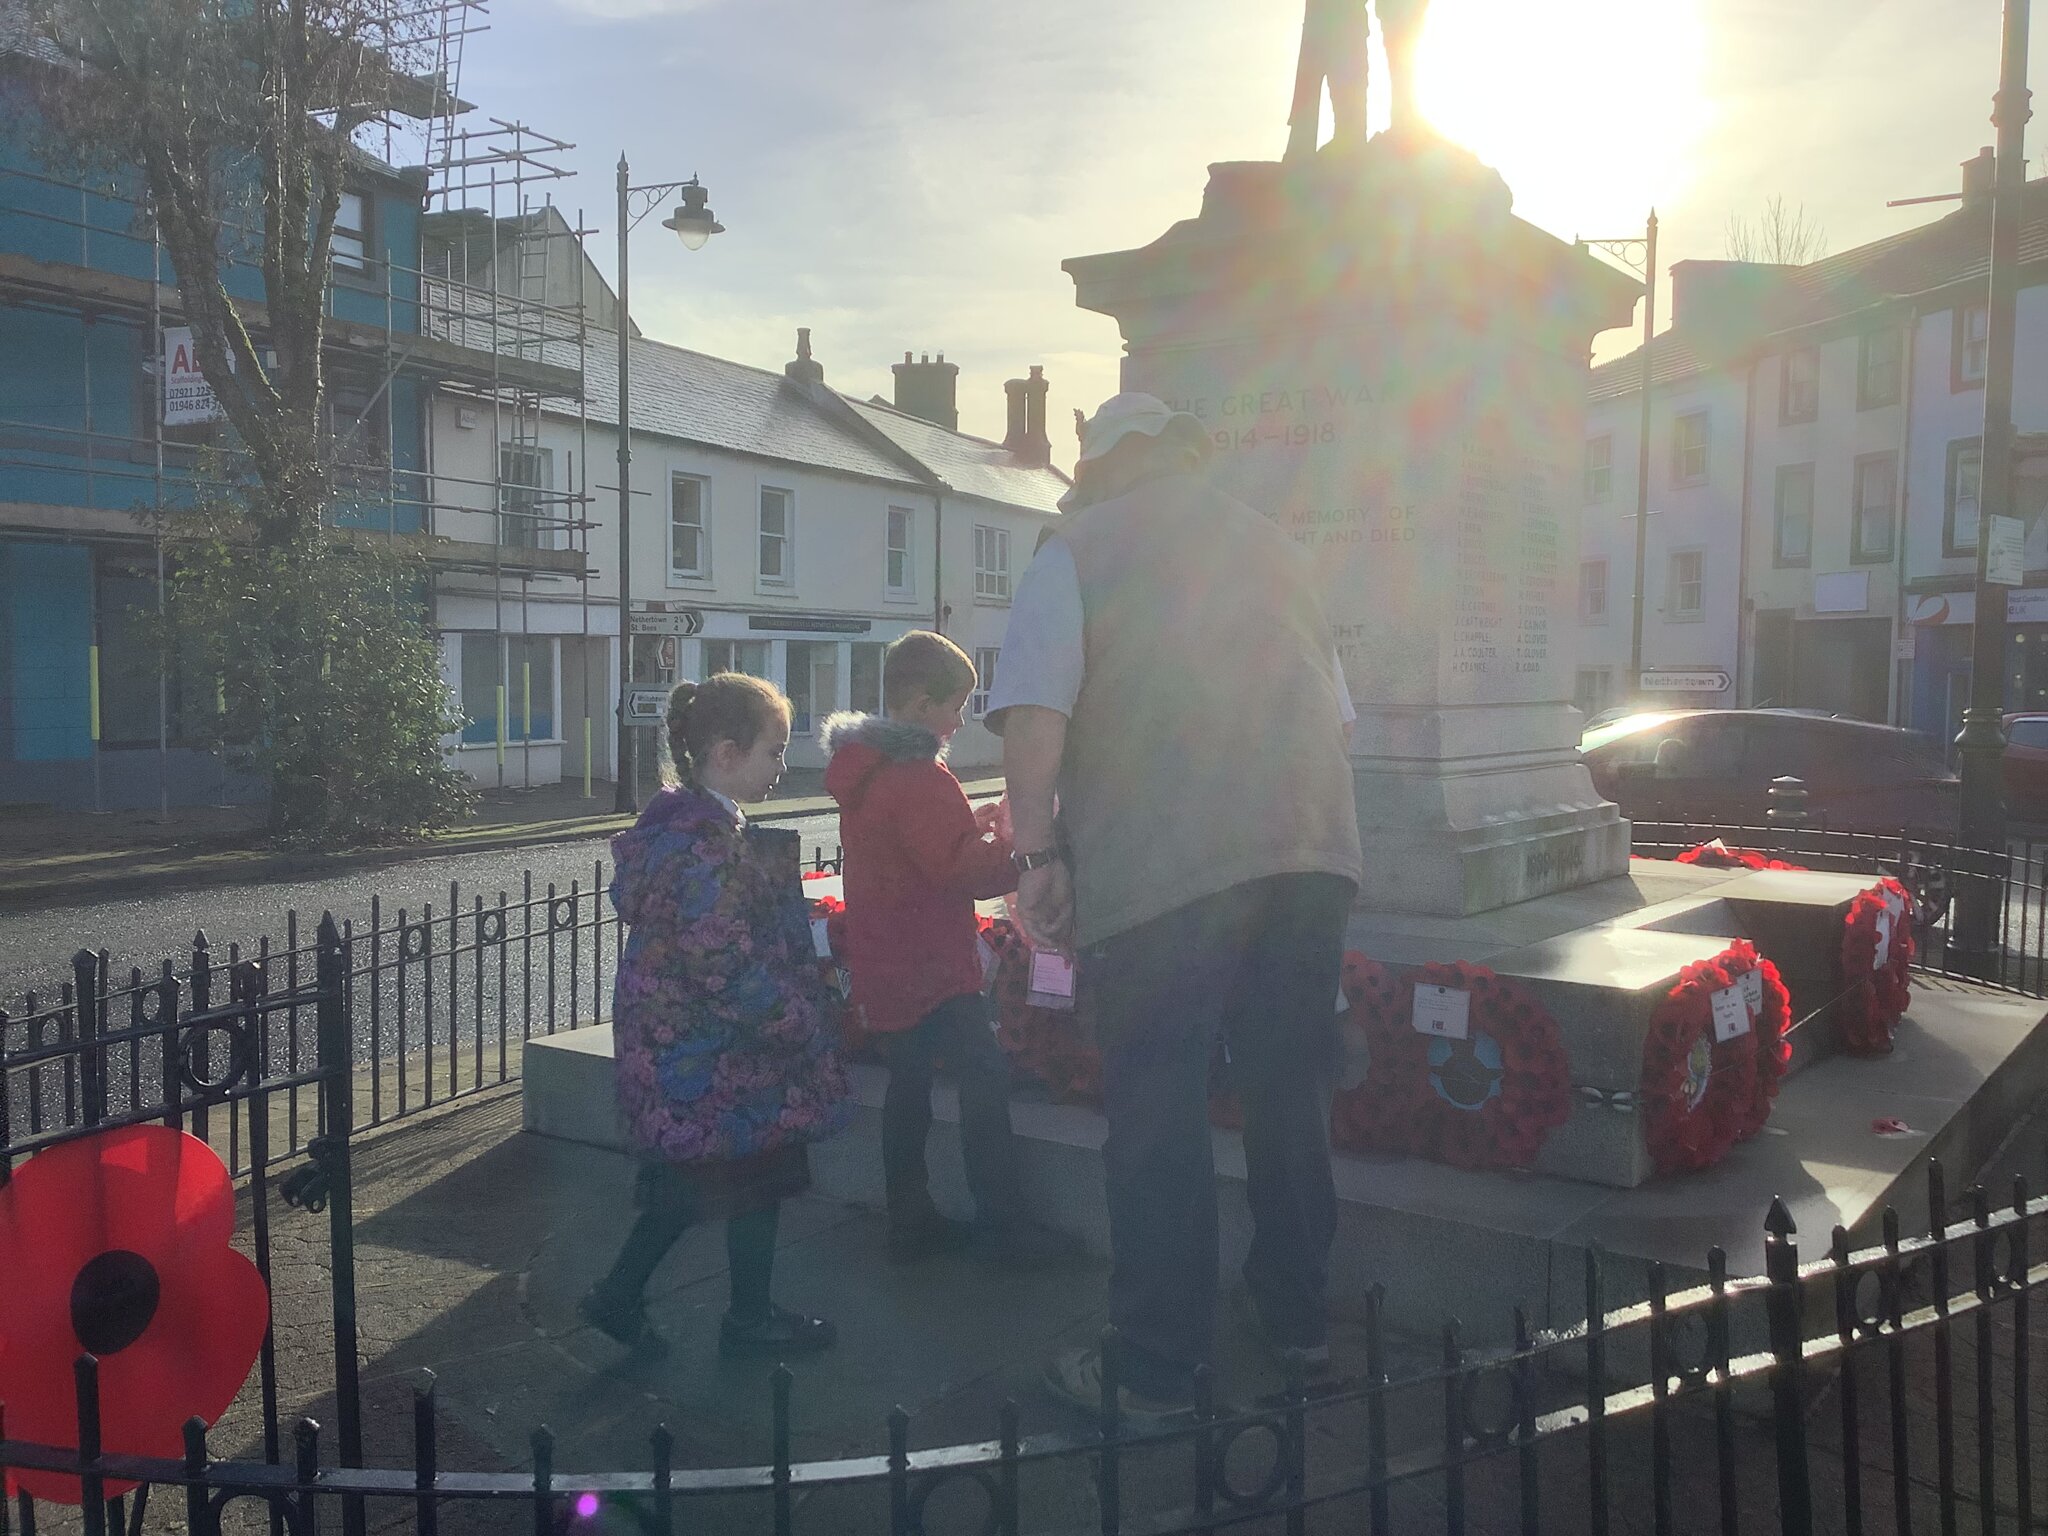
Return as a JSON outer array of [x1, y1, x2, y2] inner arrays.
[[1450, 439, 1558, 695]]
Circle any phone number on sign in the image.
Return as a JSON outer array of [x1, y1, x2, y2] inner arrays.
[[1213, 421, 1338, 451]]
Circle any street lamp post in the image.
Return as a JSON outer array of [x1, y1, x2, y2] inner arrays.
[[1582, 212, 1659, 703], [613, 157, 723, 813], [1955, 0, 2031, 960]]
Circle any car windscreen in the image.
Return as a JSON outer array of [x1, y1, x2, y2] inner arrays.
[[1580, 712, 1685, 756]]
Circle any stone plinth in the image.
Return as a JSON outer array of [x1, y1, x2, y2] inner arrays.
[[1063, 133, 1641, 916]]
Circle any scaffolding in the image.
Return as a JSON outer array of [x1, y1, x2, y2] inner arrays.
[[0, 0, 602, 809]]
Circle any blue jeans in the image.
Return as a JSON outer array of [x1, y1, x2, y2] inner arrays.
[[1089, 873, 1352, 1399]]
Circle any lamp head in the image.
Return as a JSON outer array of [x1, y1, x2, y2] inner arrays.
[[663, 178, 724, 251]]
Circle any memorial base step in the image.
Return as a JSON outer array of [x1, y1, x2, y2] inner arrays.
[[521, 980, 2048, 1351]]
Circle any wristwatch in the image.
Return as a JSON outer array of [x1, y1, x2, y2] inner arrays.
[[1011, 846, 1061, 874]]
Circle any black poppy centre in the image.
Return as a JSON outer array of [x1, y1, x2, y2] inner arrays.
[[70, 1249, 162, 1356]]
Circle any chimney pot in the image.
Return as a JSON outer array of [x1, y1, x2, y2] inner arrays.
[[1016, 366, 1052, 469], [785, 327, 824, 386]]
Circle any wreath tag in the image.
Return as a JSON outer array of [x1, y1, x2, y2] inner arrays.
[[1412, 984, 1471, 1040], [978, 935, 1001, 991], [1873, 910, 1893, 969], [1739, 967, 1763, 1015], [1711, 984, 1752, 1043], [810, 918, 833, 960], [1027, 949, 1077, 1012]]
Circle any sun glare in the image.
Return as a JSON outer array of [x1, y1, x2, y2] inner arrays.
[[1409, 0, 1712, 234]]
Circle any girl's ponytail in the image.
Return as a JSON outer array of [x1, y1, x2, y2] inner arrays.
[[665, 680, 701, 787]]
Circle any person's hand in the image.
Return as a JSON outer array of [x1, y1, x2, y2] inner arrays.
[[1016, 860, 1074, 953], [973, 800, 1005, 837]]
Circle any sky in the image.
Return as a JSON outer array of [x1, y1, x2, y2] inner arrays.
[[445, 0, 2035, 464]]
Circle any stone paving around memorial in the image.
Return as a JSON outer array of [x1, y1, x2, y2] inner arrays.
[[173, 1081, 2048, 1535]]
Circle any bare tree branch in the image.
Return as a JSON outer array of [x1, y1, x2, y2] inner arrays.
[[1724, 196, 1829, 266]]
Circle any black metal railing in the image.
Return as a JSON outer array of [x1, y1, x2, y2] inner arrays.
[[6, 840, 2048, 1532], [1, 1147, 2042, 1535], [2, 848, 847, 1176]]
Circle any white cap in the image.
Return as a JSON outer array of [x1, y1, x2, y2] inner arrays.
[[1073, 392, 1201, 465]]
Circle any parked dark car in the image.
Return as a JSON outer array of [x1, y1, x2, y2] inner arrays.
[[1579, 709, 1960, 836], [2004, 713, 2048, 820]]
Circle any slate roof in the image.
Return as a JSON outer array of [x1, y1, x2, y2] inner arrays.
[[845, 397, 1067, 515], [582, 331, 918, 487], [575, 330, 1069, 515], [1589, 178, 2048, 402]]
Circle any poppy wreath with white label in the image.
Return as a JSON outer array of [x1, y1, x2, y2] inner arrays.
[[1640, 949, 1762, 1175], [1349, 959, 1573, 1170], [1723, 939, 1794, 1141], [1836, 882, 1912, 1057]]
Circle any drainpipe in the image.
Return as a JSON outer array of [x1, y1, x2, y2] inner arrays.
[[1889, 310, 1920, 726], [932, 486, 945, 633], [1734, 353, 1757, 706]]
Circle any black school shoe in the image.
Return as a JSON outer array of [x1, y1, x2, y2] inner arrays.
[[719, 1303, 838, 1358], [578, 1285, 671, 1360]]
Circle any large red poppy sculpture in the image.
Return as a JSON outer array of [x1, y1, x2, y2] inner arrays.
[[0, 1125, 269, 1504]]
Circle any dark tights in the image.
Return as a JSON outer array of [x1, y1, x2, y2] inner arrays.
[[598, 1202, 782, 1321]]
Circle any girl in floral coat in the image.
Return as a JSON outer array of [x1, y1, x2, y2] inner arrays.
[[580, 673, 851, 1359]]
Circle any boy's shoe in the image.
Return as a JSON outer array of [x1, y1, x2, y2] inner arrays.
[[888, 1209, 977, 1262], [1040, 1346, 1196, 1435], [719, 1303, 838, 1358], [976, 1219, 1087, 1269], [577, 1286, 671, 1360], [1230, 1284, 1331, 1376]]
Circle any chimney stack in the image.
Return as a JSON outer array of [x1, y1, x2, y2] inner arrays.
[[891, 350, 960, 430], [784, 327, 824, 386], [1003, 377, 1029, 454], [1004, 366, 1051, 467], [1022, 366, 1050, 465], [1963, 146, 1996, 213]]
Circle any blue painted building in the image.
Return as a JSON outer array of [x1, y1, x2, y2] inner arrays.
[[0, 26, 584, 810]]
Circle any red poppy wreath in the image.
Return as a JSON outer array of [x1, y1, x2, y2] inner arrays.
[[1836, 880, 1914, 1057], [1722, 939, 1793, 1141], [1640, 949, 1762, 1175], [1346, 960, 1573, 1170], [0, 1125, 269, 1503]]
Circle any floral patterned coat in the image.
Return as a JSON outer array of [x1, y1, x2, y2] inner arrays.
[[609, 786, 852, 1165]]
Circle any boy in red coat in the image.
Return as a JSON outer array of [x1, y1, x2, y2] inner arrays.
[[823, 633, 1064, 1263]]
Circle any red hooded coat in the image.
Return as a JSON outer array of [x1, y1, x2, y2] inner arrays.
[[821, 712, 1015, 1034]]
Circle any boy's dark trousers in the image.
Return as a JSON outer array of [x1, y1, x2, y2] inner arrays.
[[882, 993, 1024, 1227], [1090, 871, 1352, 1401]]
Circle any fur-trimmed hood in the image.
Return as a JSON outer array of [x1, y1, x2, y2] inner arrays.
[[819, 711, 945, 763], [822, 712, 947, 816]]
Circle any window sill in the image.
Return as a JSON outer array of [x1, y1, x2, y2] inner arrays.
[[666, 573, 714, 589], [1665, 613, 1706, 625], [1850, 554, 1897, 567], [1773, 560, 1813, 571], [974, 595, 1013, 609], [1670, 477, 1709, 491], [1779, 414, 1818, 428], [1954, 378, 1987, 394], [884, 590, 920, 605], [1857, 397, 1901, 413]]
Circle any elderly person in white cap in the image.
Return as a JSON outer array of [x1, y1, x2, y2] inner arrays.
[[985, 392, 1362, 1425]]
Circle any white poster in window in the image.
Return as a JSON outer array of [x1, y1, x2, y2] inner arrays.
[[1711, 984, 1752, 1043], [162, 326, 228, 426], [1410, 984, 1471, 1041], [1988, 516, 2026, 586]]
